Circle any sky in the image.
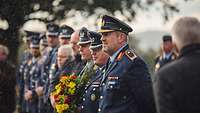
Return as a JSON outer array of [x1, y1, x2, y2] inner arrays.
[[133, 0, 200, 33], [6, 0, 199, 51], [132, 0, 200, 51]]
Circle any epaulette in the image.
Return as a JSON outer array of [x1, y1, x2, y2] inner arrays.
[[125, 49, 137, 61]]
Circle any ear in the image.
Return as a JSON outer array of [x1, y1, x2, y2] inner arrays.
[[118, 33, 126, 43]]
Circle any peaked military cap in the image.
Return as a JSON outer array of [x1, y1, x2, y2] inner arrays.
[[24, 30, 41, 40], [89, 31, 102, 49], [78, 27, 91, 45], [163, 35, 172, 42], [46, 23, 59, 37], [39, 34, 48, 46], [98, 15, 133, 35], [59, 25, 74, 39], [30, 35, 41, 48]]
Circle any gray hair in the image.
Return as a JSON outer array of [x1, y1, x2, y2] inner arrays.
[[0, 44, 9, 56], [172, 17, 200, 49], [58, 45, 74, 61]]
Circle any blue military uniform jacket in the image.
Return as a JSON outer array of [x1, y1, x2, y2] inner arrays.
[[154, 52, 177, 72], [80, 67, 105, 113], [24, 57, 43, 113], [99, 45, 156, 113]]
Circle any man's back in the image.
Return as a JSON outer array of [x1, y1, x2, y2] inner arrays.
[[154, 44, 200, 113]]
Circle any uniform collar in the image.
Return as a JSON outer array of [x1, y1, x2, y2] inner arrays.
[[179, 44, 200, 57], [110, 43, 128, 63]]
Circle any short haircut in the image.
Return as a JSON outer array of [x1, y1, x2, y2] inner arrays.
[[172, 17, 200, 47]]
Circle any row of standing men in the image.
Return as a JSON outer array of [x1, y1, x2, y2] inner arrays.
[[17, 15, 157, 113]]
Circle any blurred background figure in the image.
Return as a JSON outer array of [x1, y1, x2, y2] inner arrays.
[[39, 34, 48, 56], [23, 35, 42, 113], [154, 35, 178, 72], [70, 30, 86, 75], [0, 44, 16, 113], [0, 44, 9, 61], [153, 17, 200, 113], [59, 25, 74, 45]]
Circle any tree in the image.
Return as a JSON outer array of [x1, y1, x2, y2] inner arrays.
[[0, 0, 185, 64]]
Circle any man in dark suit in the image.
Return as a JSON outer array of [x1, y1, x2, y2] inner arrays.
[[0, 44, 16, 113], [97, 15, 156, 113], [153, 17, 200, 113]]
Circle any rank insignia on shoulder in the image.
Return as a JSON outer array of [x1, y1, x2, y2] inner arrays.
[[125, 49, 137, 61]]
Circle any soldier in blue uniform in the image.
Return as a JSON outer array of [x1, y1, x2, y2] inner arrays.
[[77, 27, 98, 84], [154, 35, 178, 72], [42, 23, 60, 113], [59, 24, 74, 45], [79, 31, 109, 113], [17, 30, 41, 113], [97, 15, 156, 113], [23, 35, 42, 113], [76, 27, 100, 111]]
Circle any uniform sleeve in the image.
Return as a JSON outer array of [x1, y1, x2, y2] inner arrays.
[[126, 58, 156, 113], [153, 69, 178, 113]]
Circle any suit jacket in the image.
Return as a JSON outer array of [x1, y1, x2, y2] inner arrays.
[[0, 61, 16, 113], [153, 44, 200, 113], [99, 45, 156, 113]]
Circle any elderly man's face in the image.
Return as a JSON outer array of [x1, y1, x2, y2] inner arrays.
[[57, 48, 68, 68], [79, 43, 92, 61], [70, 33, 80, 56]]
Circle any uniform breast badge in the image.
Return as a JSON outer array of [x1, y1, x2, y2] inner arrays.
[[91, 94, 96, 101]]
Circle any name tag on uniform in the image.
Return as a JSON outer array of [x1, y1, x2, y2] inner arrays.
[[108, 76, 119, 80], [107, 76, 120, 89]]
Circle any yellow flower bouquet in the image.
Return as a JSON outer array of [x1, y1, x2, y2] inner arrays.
[[51, 75, 81, 113]]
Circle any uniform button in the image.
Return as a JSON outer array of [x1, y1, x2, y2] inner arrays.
[[102, 83, 105, 86], [83, 98, 85, 101], [110, 85, 113, 88], [100, 96, 103, 99], [81, 106, 84, 109], [98, 108, 101, 112], [93, 88, 96, 91], [85, 90, 87, 93]]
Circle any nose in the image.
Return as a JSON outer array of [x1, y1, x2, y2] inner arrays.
[[101, 35, 105, 42]]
